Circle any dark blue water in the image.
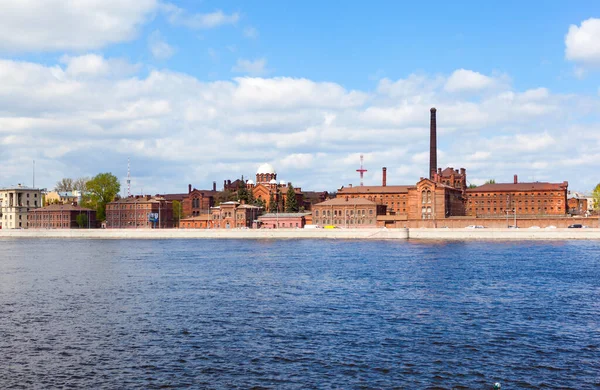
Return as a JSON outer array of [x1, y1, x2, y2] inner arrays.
[[0, 239, 599, 389]]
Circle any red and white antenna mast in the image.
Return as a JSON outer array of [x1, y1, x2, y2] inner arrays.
[[356, 154, 367, 186], [127, 157, 131, 197]]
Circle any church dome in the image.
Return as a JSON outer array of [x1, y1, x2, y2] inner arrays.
[[256, 163, 276, 175], [247, 179, 255, 185]]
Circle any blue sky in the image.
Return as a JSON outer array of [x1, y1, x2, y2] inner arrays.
[[0, 0, 599, 194]]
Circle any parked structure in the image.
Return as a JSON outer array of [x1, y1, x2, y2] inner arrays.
[[29, 204, 97, 229], [105, 196, 174, 228], [0, 185, 42, 229]]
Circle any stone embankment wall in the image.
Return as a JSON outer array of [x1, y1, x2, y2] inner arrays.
[[409, 217, 599, 229], [1, 228, 600, 240]]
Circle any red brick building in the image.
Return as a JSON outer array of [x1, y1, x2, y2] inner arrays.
[[312, 197, 386, 228], [180, 215, 211, 229], [567, 191, 588, 215], [105, 196, 174, 228], [209, 201, 261, 229], [29, 204, 97, 229], [465, 176, 568, 217], [257, 213, 309, 229]]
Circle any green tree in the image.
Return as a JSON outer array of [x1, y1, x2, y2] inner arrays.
[[593, 183, 600, 212], [468, 183, 478, 189], [285, 184, 299, 212], [83, 173, 121, 221], [484, 179, 496, 184], [172, 200, 183, 226], [268, 192, 277, 213], [75, 213, 88, 228]]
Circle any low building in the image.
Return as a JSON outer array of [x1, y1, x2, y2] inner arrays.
[[257, 213, 310, 229], [105, 196, 174, 228], [209, 201, 262, 229], [29, 204, 97, 229], [0, 184, 42, 229], [312, 197, 386, 228], [45, 191, 79, 205], [567, 191, 588, 215], [180, 214, 211, 229]]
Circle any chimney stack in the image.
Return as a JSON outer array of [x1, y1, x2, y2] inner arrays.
[[213, 181, 217, 192], [382, 167, 387, 187], [429, 107, 437, 180], [188, 184, 192, 194], [514, 174, 518, 184]]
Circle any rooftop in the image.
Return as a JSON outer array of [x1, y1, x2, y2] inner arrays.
[[337, 185, 414, 194], [31, 204, 94, 212], [467, 182, 568, 192], [316, 197, 377, 206]]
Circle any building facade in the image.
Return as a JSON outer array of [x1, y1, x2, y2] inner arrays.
[[312, 197, 386, 228], [257, 213, 309, 229], [465, 177, 568, 217], [29, 204, 97, 229], [45, 191, 79, 205], [0, 185, 42, 229], [209, 201, 261, 229], [105, 196, 174, 228]]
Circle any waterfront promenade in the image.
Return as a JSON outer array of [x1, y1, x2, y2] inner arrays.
[[2, 228, 600, 240]]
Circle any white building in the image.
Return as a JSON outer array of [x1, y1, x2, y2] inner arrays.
[[0, 184, 42, 229]]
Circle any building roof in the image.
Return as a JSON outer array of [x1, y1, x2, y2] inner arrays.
[[257, 163, 276, 175], [337, 185, 414, 194], [315, 197, 377, 206], [259, 213, 310, 218], [109, 196, 170, 204], [440, 167, 465, 177], [467, 182, 568, 192], [0, 185, 41, 191], [31, 204, 94, 212]]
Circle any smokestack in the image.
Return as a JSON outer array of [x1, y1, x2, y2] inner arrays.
[[188, 184, 192, 194], [382, 167, 387, 187], [213, 181, 217, 192], [430, 107, 437, 180], [514, 175, 518, 184]]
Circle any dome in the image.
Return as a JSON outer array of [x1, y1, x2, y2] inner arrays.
[[256, 163, 276, 175], [269, 179, 277, 184], [247, 179, 255, 185], [279, 180, 286, 185]]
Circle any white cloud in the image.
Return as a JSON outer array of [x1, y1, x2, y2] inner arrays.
[[0, 60, 598, 193], [148, 30, 175, 60], [0, 0, 157, 52], [565, 18, 600, 66], [161, 3, 239, 29], [444, 69, 498, 92], [232, 58, 269, 76], [244, 27, 259, 39]]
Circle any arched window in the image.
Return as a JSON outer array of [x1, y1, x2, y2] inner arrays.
[[421, 190, 426, 204], [426, 190, 432, 203]]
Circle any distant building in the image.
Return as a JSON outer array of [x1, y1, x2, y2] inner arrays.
[[105, 196, 174, 228], [257, 213, 310, 229], [466, 176, 568, 217], [45, 191, 79, 205], [29, 204, 97, 229], [567, 191, 588, 215], [0, 184, 42, 229], [209, 201, 261, 229], [312, 197, 386, 228], [180, 214, 211, 229]]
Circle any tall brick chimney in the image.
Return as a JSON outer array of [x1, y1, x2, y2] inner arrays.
[[213, 181, 217, 192], [382, 167, 387, 187], [430, 107, 437, 180], [514, 174, 518, 184], [188, 184, 192, 194]]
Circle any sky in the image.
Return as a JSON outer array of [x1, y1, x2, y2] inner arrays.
[[1, 0, 600, 195]]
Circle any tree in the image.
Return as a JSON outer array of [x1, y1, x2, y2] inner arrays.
[[268, 192, 277, 213], [75, 213, 88, 228], [468, 184, 478, 189], [484, 179, 496, 184], [55, 178, 74, 192], [593, 183, 600, 212], [83, 173, 121, 221], [285, 184, 299, 212], [73, 177, 90, 192], [172, 200, 183, 226]]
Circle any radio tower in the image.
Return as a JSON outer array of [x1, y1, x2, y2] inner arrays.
[[356, 154, 367, 186], [127, 157, 131, 197]]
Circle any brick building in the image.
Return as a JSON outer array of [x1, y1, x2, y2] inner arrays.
[[465, 176, 568, 217], [312, 197, 386, 228], [257, 213, 310, 229], [209, 201, 261, 229], [29, 204, 97, 229], [567, 191, 588, 215], [106, 196, 174, 228], [180, 215, 211, 229]]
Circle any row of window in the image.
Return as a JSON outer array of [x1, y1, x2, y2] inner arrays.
[[314, 209, 374, 217], [471, 199, 562, 205], [317, 219, 374, 225], [471, 192, 562, 197]]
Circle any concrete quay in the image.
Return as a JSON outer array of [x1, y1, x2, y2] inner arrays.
[[1, 228, 600, 240]]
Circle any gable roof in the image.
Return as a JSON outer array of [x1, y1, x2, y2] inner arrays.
[[467, 182, 568, 192], [316, 197, 377, 206], [337, 185, 413, 194]]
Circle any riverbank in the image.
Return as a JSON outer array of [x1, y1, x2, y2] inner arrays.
[[1, 228, 600, 240]]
